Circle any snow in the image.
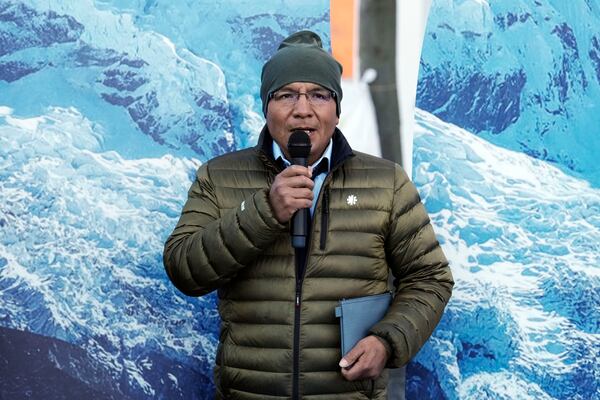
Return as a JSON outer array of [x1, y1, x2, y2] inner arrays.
[[1, 0, 598, 399], [0, 106, 214, 398], [0, 1, 330, 397], [409, 108, 600, 400], [418, 0, 600, 186]]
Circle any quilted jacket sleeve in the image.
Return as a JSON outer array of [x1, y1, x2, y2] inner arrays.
[[370, 164, 454, 367], [163, 163, 286, 296]]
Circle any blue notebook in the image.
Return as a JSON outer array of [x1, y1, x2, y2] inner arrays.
[[335, 292, 393, 356]]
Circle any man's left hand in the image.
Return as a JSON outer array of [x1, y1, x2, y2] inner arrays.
[[338, 335, 389, 381]]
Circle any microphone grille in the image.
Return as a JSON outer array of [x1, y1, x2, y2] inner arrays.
[[287, 130, 311, 158]]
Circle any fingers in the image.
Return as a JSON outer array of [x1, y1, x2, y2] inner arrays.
[[280, 164, 313, 179], [339, 345, 365, 381], [269, 166, 314, 223], [339, 336, 388, 381], [339, 344, 363, 369]]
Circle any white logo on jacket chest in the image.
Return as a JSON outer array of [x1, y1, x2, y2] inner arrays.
[[346, 194, 358, 206]]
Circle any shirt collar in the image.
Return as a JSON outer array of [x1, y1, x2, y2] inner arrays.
[[273, 138, 332, 172]]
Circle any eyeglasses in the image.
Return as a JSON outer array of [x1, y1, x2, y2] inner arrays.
[[269, 89, 335, 107]]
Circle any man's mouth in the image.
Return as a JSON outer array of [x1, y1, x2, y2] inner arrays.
[[290, 127, 316, 135]]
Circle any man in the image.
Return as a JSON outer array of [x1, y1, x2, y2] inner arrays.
[[163, 30, 453, 400]]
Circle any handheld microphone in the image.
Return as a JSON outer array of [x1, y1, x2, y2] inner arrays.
[[287, 130, 312, 248]]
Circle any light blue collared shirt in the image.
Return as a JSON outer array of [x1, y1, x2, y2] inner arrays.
[[273, 139, 332, 216]]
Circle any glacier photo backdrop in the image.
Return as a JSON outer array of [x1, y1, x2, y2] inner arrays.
[[409, 0, 600, 399], [0, 1, 329, 398], [1, 1, 599, 400]]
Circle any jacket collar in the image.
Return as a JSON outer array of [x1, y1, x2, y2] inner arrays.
[[255, 125, 354, 171]]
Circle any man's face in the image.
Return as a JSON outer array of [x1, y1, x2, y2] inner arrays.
[[266, 82, 339, 165]]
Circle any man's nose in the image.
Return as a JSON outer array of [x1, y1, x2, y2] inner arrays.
[[292, 94, 313, 116]]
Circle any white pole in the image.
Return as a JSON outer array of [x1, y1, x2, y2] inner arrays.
[[397, 0, 433, 179]]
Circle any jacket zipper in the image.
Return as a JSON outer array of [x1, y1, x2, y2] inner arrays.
[[292, 216, 315, 399], [293, 277, 302, 400], [291, 165, 344, 399]]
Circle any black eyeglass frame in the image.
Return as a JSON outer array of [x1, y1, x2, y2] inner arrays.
[[267, 89, 337, 102]]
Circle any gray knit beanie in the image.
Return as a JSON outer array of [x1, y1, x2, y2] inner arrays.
[[260, 30, 343, 116]]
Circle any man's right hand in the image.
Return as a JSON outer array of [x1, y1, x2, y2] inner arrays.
[[269, 165, 314, 223]]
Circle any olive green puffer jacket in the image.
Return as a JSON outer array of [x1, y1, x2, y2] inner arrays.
[[163, 127, 453, 400]]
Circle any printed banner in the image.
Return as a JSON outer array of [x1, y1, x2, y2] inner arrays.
[[0, 1, 329, 398]]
